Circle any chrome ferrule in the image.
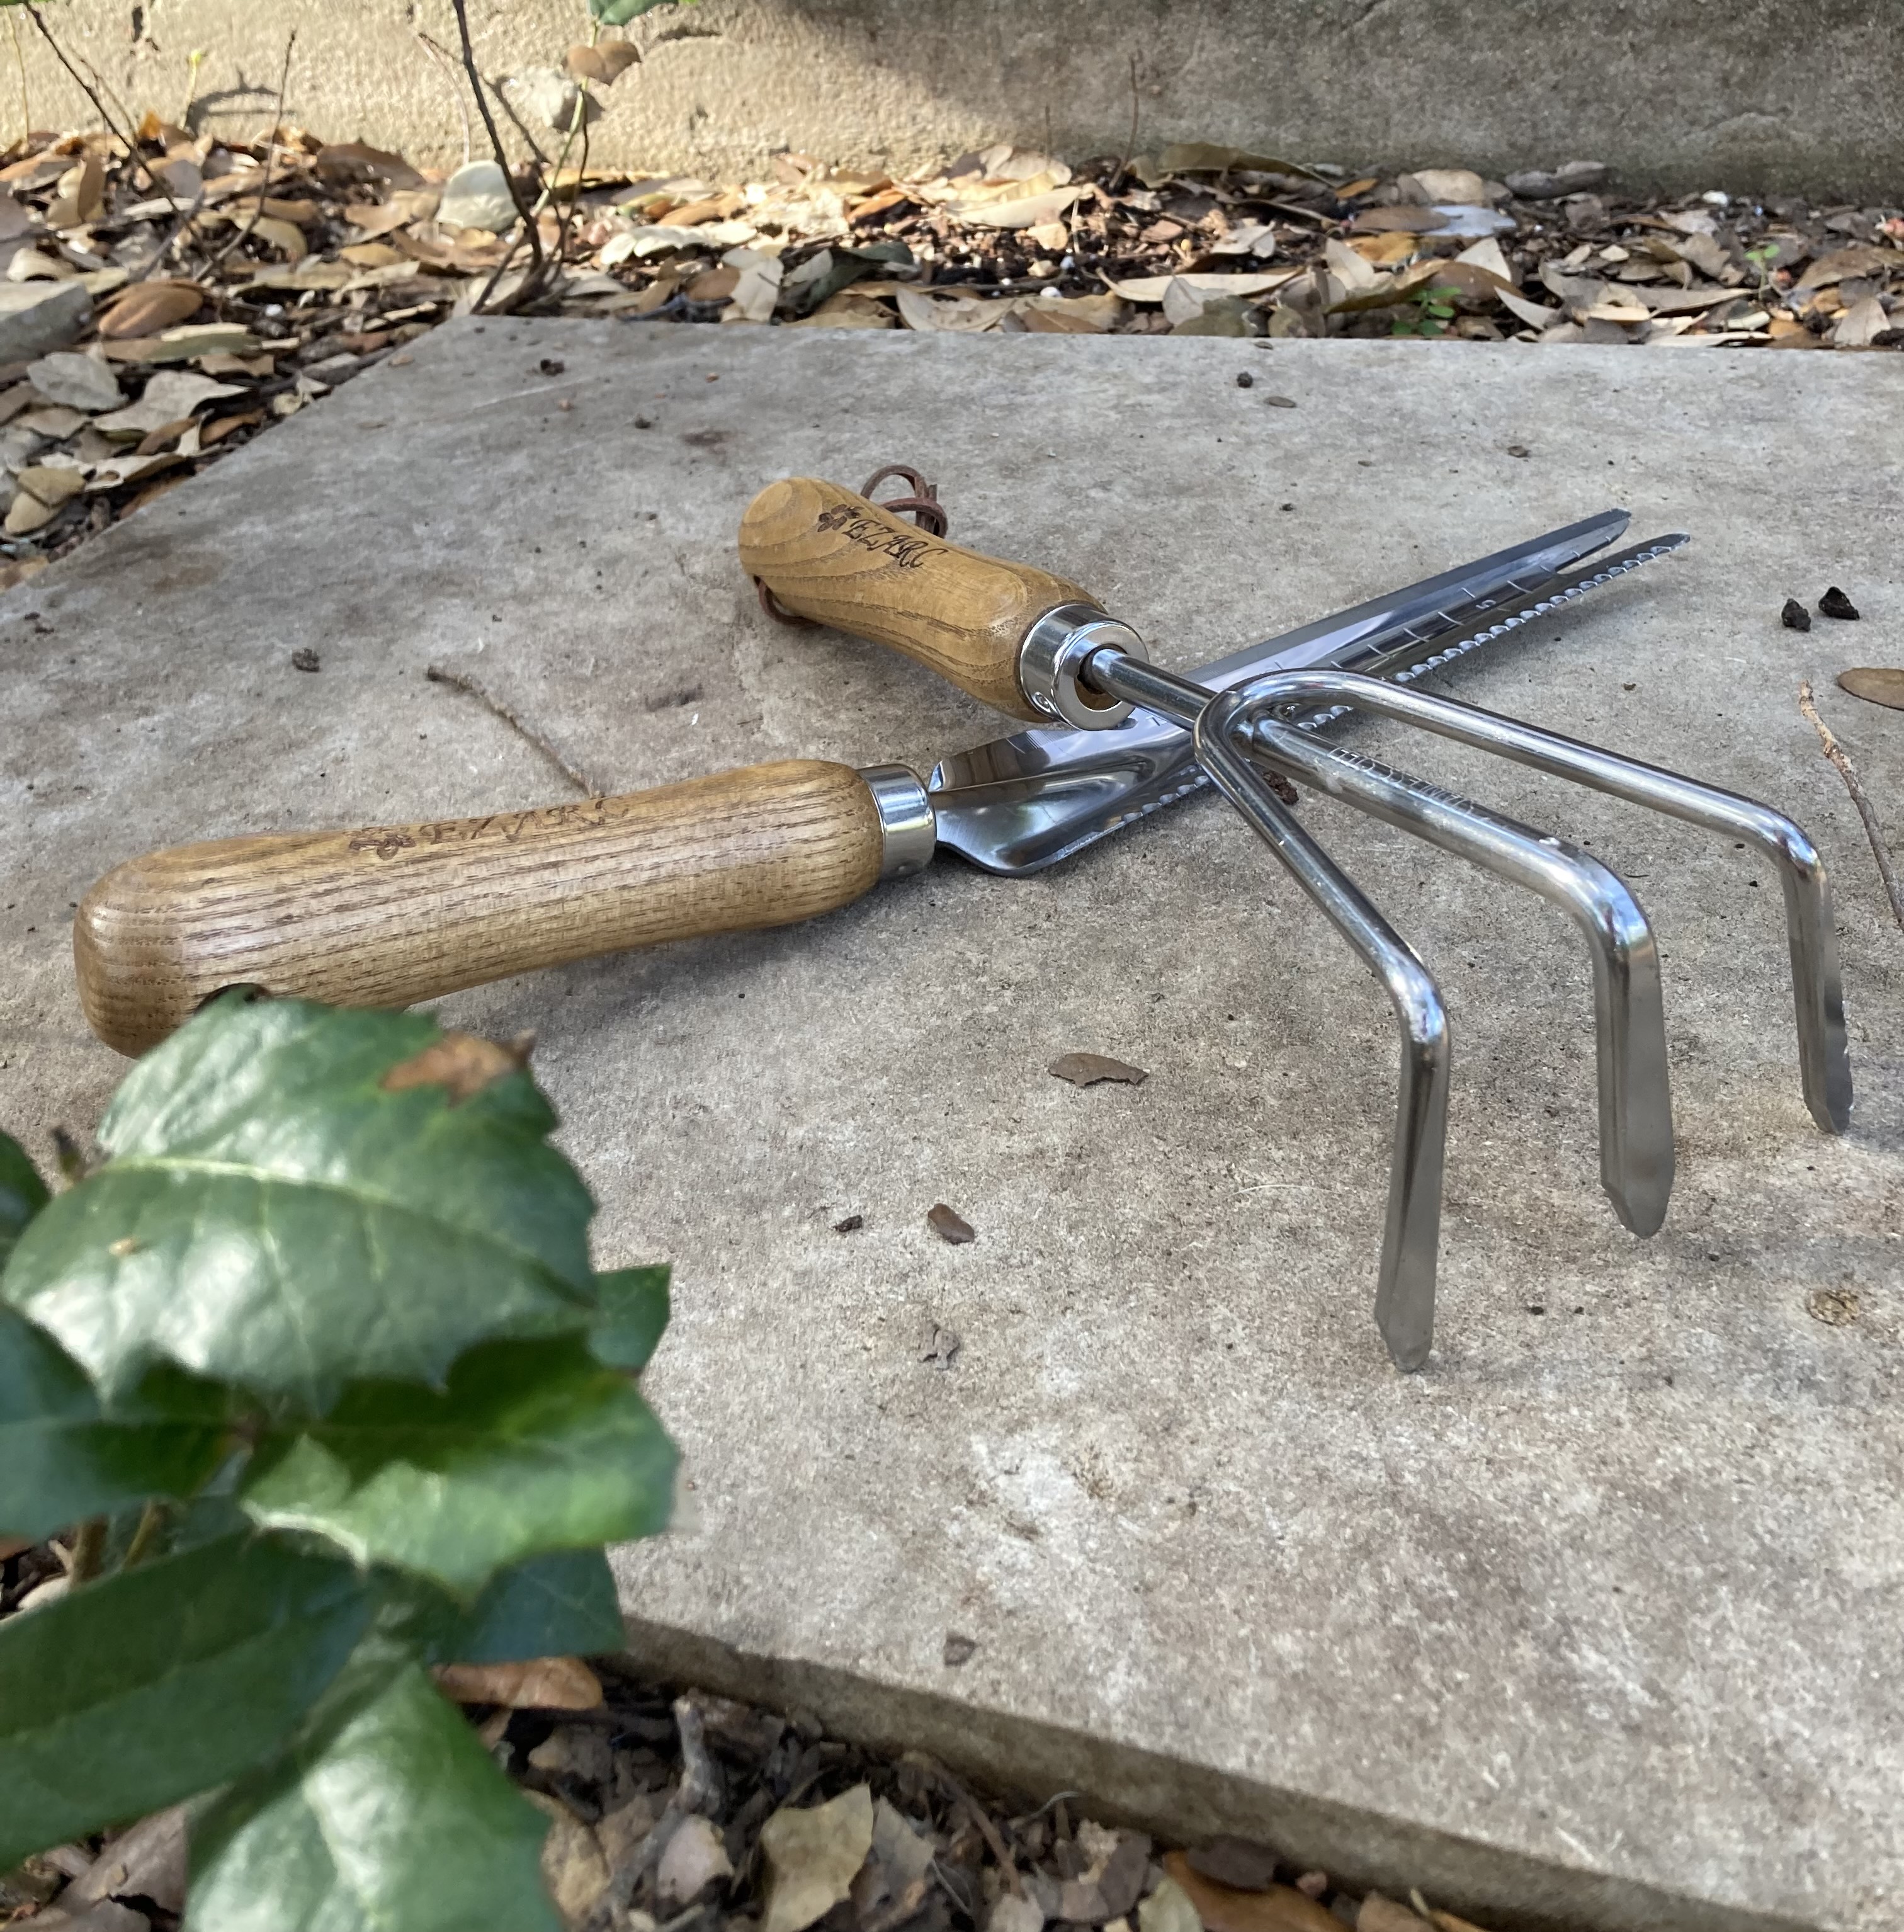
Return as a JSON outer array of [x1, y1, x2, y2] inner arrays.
[[1017, 603, 1150, 730], [856, 764, 936, 878]]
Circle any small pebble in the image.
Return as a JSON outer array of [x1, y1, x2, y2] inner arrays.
[[832, 1213, 863, 1234], [1818, 586, 1860, 620], [1235, 371, 1254, 387], [291, 647, 319, 672], [1264, 394, 1298, 408], [1781, 598, 1812, 631], [537, 356, 565, 375], [1506, 444, 1531, 457]]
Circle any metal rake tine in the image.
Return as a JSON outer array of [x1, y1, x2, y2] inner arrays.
[[1241, 711, 1675, 1238], [1193, 691, 1450, 1371], [1238, 669, 1853, 1133], [1105, 654, 1676, 1240]]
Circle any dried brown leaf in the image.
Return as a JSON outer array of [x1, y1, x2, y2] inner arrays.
[[1839, 668, 1904, 709], [1163, 1856, 1339, 1932], [381, 1030, 531, 1103], [433, 1656, 603, 1710], [566, 42, 642, 84], [1185, 1839, 1279, 1892], [98, 282, 204, 341], [1048, 1052, 1148, 1087], [927, 1203, 975, 1244], [761, 1785, 876, 1932]]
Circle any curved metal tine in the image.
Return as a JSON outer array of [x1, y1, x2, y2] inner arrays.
[[1243, 670, 1852, 1133], [1241, 706, 1675, 1240], [1193, 690, 1450, 1372]]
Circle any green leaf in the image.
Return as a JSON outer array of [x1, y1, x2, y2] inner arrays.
[[243, 1336, 676, 1595], [4, 996, 600, 1411], [189, 1659, 563, 1932], [591, 0, 688, 21], [0, 1532, 370, 1865], [384, 1548, 623, 1665], [0, 1305, 238, 1540], [590, 1264, 669, 1370], [0, 1128, 49, 1270]]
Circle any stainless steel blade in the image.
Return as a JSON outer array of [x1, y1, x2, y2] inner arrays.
[[930, 515, 1689, 875]]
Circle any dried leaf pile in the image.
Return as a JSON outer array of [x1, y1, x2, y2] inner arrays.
[[0, 1633, 1493, 1932], [1, 117, 1899, 590]]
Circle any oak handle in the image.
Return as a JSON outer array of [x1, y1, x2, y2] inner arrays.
[[738, 476, 1098, 720], [76, 760, 885, 1057]]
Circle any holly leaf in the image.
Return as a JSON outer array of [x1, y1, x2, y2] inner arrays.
[[0, 1532, 370, 1865], [385, 1548, 623, 1665], [589, 1264, 669, 1371], [188, 1657, 562, 1932], [242, 1336, 677, 1596], [3, 996, 600, 1411], [0, 1128, 48, 1270], [0, 1305, 239, 1540]]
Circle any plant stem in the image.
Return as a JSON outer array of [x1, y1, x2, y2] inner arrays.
[[69, 1515, 108, 1585], [122, 1499, 167, 1570], [202, 29, 296, 281], [1799, 680, 1904, 933], [413, 30, 473, 169], [450, 0, 545, 312], [9, 14, 29, 150], [25, 4, 177, 212]]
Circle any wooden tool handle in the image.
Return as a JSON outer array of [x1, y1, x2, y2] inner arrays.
[[76, 760, 885, 1057], [738, 477, 1098, 720]]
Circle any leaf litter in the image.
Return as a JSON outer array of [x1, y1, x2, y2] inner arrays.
[[0, 1623, 1595, 1932], [0, 108, 1896, 588]]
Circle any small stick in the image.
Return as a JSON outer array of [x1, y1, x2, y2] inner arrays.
[[413, 30, 473, 169], [1799, 679, 1904, 933], [450, 0, 546, 311], [25, 4, 178, 213], [932, 1763, 1022, 1898], [68, 1515, 108, 1585], [426, 662, 600, 798], [201, 29, 296, 279]]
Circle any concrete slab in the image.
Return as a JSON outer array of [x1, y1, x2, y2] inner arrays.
[[3, 327, 1901, 1932]]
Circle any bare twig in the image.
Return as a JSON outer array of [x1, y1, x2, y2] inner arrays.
[[201, 30, 296, 279], [930, 1761, 1021, 1897], [122, 1499, 168, 1570], [582, 1696, 722, 1932], [1116, 51, 1142, 185], [426, 663, 600, 797], [484, 72, 551, 170], [25, 4, 176, 212], [9, 13, 29, 149], [449, 0, 546, 311], [68, 1516, 108, 1586], [1800, 679, 1904, 933], [414, 30, 473, 169]]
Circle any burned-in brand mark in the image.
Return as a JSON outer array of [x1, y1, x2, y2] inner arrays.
[[815, 502, 933, 569]]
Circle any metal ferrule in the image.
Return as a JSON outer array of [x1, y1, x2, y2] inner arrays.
[[1017, 604, 1150, 730], [856, 764, 936, 878]]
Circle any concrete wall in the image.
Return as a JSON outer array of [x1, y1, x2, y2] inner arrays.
[[15, 1, 1903, 200]]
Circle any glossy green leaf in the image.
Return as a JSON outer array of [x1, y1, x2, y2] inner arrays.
[[591, 0, 689, 22], [385, 1548, 624, 1665], [0, 1305, 237, 1540], [4, 996, 600, 1411], [0, 1533, 370, 1865], [243, 1336, 676, 1595], [590, 1264, 670, 1370], [189, 1659, 562, 1932], [0, 1128, 48, 1269]]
